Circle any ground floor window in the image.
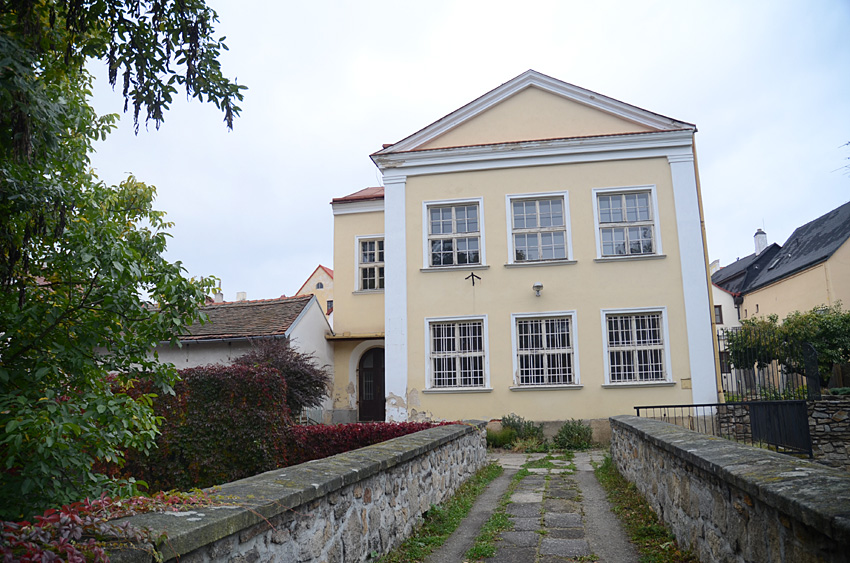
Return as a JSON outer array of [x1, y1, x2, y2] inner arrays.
[[428, 318, 486, 388], [604, 310, 667, 383], [514, 313, 576, 385]]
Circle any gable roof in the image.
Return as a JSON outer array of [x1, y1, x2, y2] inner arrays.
[[180, 295, 314, 341], [375, 70, 695, 155], [712, 200, 850, 295], [331, 186, 385, 204], [295, 264, 334, 297], [744, 200, 850, 293]]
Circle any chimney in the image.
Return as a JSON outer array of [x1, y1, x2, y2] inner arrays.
[[214, 292, 224, 303], [754, 229, 767, 255], [236, 291, 247, 302]]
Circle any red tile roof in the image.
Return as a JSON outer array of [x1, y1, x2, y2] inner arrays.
[[331, 186, 385, 204], [180, 295, 313, 341], [295, 264, 334, 297]]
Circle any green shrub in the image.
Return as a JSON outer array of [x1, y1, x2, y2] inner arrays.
[[553, 419, 593, 450], [486, 427, 517, 449], [511, 436, 548, 453], [828, 387, 850, 396], [500, 413, 545, 442]]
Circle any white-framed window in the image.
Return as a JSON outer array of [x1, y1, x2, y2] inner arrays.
[[602, 308, 671, 384], [423, 198, 485, 268], [506, 192, 572, 263], [426, 316, 488, 389], [592, 186, 661, 258], [511, 311, 578, 386], [356, 236, 384, 291]]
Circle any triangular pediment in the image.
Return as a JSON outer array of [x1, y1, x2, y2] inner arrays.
[[378, 70, 694, 154]]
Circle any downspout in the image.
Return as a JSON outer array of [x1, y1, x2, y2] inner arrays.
[[692, 138, 724, 402]]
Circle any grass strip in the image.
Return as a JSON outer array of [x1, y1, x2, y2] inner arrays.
[[594, 456, 698, 563], [377, 462, 503, 563], [464, 466, 530, 561]]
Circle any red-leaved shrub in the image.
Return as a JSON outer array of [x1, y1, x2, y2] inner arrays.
[[118, 364, 293, 491], [286, 422, 451, 465]]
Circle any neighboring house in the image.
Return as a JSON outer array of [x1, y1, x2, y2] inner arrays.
[[155, 294, 333, 386], [328, 70, 717, 427], [712, 201, 850, 322], [295, 265, 335, 323]]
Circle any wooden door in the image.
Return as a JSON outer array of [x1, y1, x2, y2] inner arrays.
[[358, 348, 385, 421]]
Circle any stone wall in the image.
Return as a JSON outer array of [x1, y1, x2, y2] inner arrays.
[[109, 423, 486, 563], [611, 415, 850, 563], [809, 398, 850, 470]]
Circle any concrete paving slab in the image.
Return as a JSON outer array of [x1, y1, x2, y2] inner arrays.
[[486, 547, 538, 562], [545, 527, 586, 539], [544, 512, 582, 528], [511, 491, 544, 503], [510, 517, 540, 531], [539, 538, 591, 557], [506, 503, 540, 518], [545, 487, 578, 500], [500, 531, 540, 547]]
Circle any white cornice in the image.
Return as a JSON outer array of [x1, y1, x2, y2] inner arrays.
[[332, 199, 385, 215], [373, 130, 695, 177], [376, 70, 695, 154]]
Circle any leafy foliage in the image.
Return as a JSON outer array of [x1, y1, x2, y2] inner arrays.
[[1, 0, 241, 519], [485, 427, 517, 449], [553, 419, 594, 450], [725, 304, 850, 384], [286, 422, 449, 466], [0, 179, 216, 520], [114, 364, 294, 492], [500, 413, 545, 442], [0, 490, 220, 562], [234, 339, 331, 415]]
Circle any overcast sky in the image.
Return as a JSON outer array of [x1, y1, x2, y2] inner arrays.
[[90, 0, 850, 301]]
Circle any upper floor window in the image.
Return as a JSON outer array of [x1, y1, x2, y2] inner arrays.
[[359, 238, 384, 290], [513, 312, 577, 386], [593, 187, 660, 258], [604, 309, 669, 384], [508, 194, 570, 263], [316, 282, 324, 289], [714, 305, 723, 325], [426, 201, 482, 267]]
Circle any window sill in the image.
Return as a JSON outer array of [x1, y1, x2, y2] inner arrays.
[[352, 289, 384, 295], [594, 254, 666, 263], [420, 265, 490, 273], [509, 385, 583, 391], [504, 260, 577, 268], [602, 381, 676, 388], [422, 387, 493, 394]]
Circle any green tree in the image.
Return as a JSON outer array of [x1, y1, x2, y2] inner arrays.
[[1, 0, 243, 519], [781, 304, 850, 384]]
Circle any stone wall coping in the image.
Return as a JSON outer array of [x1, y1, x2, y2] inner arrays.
[[610, 415, 850, 544], [109, 421, 485, 562]]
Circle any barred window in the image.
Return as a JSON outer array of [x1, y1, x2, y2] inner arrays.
[[516, 316, 574, 385], [428, 204, 480, 267], [359, 238, 384, 290], [597, 191, 655, 256], [606, 312, 665, 382], [511, 197, 567, 262], [429, 320, 485, 388]]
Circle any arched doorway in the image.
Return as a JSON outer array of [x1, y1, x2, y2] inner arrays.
[[358, 348, 385, 421]]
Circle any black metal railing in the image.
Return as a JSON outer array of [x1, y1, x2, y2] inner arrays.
[[635, 401, 813, 457]]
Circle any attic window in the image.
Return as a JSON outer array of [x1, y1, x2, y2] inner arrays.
[[767, 255, 787, 270], [316, 282, 324, 289]]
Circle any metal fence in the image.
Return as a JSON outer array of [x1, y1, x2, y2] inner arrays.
[[634, 401, 813, 457], [717, 327, 821, 401]]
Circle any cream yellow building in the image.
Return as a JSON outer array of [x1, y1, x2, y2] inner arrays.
[[295, 265, 334, 321], [712, 202, 850, 323], [329, 70, 718, 426]]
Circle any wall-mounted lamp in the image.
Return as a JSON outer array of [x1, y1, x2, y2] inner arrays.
[[532, 282, 543, 297]]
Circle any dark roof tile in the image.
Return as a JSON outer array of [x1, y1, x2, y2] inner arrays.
[[180, 296, 312, 341]]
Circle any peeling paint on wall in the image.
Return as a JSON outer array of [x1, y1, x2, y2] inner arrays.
[[407, 388, 421, 408]]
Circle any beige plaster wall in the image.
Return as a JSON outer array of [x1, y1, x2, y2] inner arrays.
[[332, 209, 385, 335], [418, 86, 653, 151], [742, 263, 831, 321], [403, 157, 696, 422], [825, 240, 850, 307]]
